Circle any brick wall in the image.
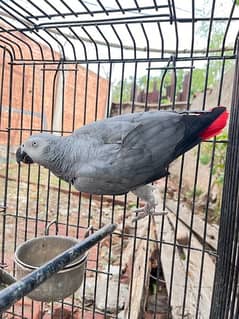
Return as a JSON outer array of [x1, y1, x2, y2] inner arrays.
[[0, 29, 108, 146]]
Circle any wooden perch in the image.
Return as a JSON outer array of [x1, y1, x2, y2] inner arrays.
[[123, 218, 158, 319], [167, 212, 215, 318], [151, 189, 216, 318], [153, 214, 197, 318], [121, 189, 217, 318], [165, 198, 218, 251]]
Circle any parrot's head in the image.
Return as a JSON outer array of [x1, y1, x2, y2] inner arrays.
[[16, 133, 52, 165]]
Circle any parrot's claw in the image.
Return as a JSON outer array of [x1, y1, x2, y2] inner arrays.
[[132, 204, 167, 222]]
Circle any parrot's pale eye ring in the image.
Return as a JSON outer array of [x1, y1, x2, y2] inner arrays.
[[32, 141, 37, 147]]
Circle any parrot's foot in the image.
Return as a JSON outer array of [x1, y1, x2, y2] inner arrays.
[[132, 203, 167, 222]]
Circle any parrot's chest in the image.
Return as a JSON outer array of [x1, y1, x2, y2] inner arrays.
[[71, 173, 130, 195], [49, 165, 75, 185]]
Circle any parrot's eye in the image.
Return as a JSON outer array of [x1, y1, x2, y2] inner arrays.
[[32, 141, 38, 147]]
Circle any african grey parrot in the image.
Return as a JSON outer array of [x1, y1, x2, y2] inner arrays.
[[16, 107, 228, 221]]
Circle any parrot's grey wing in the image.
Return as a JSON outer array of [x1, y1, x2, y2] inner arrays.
[[72, 112, 185, 195], [72, 123, 149, 195], [73, 119, 140, 145], [120, 112, 185, 165], [115, 117, 185, 188]]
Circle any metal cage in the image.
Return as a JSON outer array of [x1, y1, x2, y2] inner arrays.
[[0, 1, 239, 318]]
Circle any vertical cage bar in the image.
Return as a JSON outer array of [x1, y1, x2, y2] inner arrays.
[[210, 38, 239, 319], [1, 50, 13, 267]]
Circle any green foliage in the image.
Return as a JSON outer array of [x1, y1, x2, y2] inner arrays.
[[199, 131, 228, 188], [164, 69, 184, 95], [112, 77, 133, 103], [111, 70, 185, 103], [199, 153, 210, 166], [137, 75, 161, 92], [161, 97, 171, 105], [191, 69, 206, 96], [112, 11, 233, 104], [199, 131, 228, 220], [190, 21, 233, 96], [186, 187, 204, 199], [176, 69, 184, 93]]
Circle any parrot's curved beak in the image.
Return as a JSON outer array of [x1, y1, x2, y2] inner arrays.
[[16, 147, 34, 164]]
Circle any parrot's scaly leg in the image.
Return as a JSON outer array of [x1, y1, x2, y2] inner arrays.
[[131, 184, 167, 222], [132, 203, 167, 222]]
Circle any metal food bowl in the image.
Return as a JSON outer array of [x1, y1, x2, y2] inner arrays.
[[15, 235, 87, 302]]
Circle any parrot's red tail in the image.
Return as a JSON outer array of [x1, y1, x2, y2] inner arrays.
[[199, 108, 229, 140]]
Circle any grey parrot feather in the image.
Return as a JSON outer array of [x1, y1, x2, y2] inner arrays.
[[16, 108, 227, 196]]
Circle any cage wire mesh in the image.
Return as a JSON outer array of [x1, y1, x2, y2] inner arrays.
[[0, 0, 239, 318]]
